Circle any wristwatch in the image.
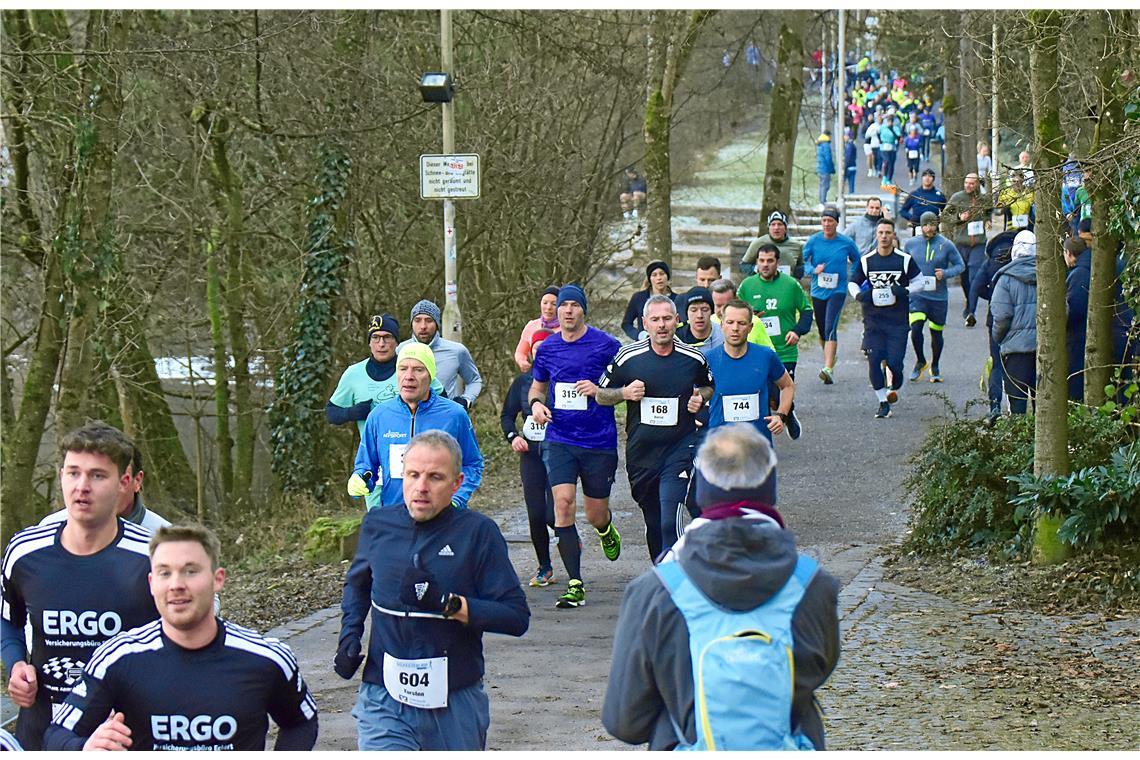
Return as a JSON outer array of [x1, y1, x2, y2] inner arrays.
[[442, 593, 463, 619]]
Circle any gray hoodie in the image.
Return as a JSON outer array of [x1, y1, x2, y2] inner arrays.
[[990, 255, 1038, 355], [602, 515, 840, 750]]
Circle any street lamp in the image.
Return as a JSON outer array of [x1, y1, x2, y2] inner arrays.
[[419, 72, 453, 104]]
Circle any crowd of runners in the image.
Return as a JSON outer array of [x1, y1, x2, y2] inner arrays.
[[3, 55, 1135, 754]]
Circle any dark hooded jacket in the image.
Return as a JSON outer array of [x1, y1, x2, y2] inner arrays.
[[602, 512, 840, 750]]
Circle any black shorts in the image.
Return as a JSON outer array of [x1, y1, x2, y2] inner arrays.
[[542, 441, 618, 499]]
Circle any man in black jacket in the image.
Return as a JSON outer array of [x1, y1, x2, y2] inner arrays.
[[602, 424, 840, 750]]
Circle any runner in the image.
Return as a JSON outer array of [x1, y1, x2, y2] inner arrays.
[[710, 277, 777, 352], [500, 329, 556, 587], [622, 261, 673, 340], [513, 287, 561, 372], [945, 173, 991, 326], [349, 342, 483, 510], [741, 211, 805, 279], [529, 284, 623, 608], [675, 287, 724, 355], [329, 314, 443, 508], [706, 299, 794, 501], [398, 300, 483, 410], [40, 440, 169, 532], [802, 206, 860, 384], [596, 295, 714, 559], [1, 423, 159, 750], [849, 218, 925, 418], [336, 431, 529, 750], [694, 256, 722, 289], [736, 244, 812, 439], [902, 212, 964, 383], [842, 197, 885, 255], [44, 526, 318, 751]]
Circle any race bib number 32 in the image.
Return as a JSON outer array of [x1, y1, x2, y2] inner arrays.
[[640, 397, 678, 427], [553, 382, 587, 411], [383, 654, 448, 709]]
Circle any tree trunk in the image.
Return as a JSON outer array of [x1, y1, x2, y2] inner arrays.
[[1028, 9, 1071, 564], [761, 11, 807, 226], [269, 144, 353, 496], [55, 10, 129, 435], [1084, 10, 1128, 408], [940, 13, 965, 188], [957, 17, 974, 178], [205, 234, 234, 502], [109, 304, 195, 518], [643, 10, 714, 269], [196, 108, 254, 512]]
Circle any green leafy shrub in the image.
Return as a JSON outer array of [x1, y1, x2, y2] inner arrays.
[[904, 404, 1132, 552], [1007, 443, 1140, 548]]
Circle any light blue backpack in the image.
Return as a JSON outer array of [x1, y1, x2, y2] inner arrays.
[[655, 555, 818, 751]]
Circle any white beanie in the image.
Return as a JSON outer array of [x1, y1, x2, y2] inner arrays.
[[1011, 230, 1037, 259]]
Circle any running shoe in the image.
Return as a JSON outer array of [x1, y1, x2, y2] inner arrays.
[[965, 313, 977, 328], [910, 361, 928, 382], [819, 367, 835, 385], [529, 567, 555, 587], [555, 580, 585, 608], [886, 389, 899, 404], [929, 365, 943, 383], [786, 409, 803, 440], [875, 401, 892, 419], [597, 522, 622, 561]]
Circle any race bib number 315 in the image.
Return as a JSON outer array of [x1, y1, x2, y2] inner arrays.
[[553, 382, 587, 411]]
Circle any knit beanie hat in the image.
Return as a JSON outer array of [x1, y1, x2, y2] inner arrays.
[[396, 342, 437, 381], [646, 260, 671, 281], [1011, 230, 1037, 259], [367, 314, 400, 341], [542, 285, 561, 299], [556, 284, 588, 314], [680, 287, 714, 314], [410, 299, 442, 330]]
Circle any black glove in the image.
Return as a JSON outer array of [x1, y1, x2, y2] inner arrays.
[[398, 566, 449, 613], [455, 397, 470, 410], [855, 287, 872, 304], [334, 637, 364, 680], [891, 284, 909, 299], [349, 401, 373, 421]]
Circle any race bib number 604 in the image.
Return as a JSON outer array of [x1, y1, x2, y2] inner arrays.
[[383, 653, 448, 709]]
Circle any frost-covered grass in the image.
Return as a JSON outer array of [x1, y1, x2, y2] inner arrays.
[[673, 125, 819, 209]]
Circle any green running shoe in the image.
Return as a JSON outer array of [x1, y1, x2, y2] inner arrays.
[[555, 580, 586, 608], [597, 522, 622, 561]]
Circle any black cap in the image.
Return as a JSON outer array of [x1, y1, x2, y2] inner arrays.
[[922, 168, 935, 177], [680, 287, 714, 313], [821, 206, 841, 221]]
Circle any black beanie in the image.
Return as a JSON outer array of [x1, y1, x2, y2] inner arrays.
[[646, 260, 671, 281]]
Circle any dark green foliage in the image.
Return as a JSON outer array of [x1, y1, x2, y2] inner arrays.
[[904, 405, 1133, 551], [1008, 443, 1140, 549], [268, 144, 353, 497]]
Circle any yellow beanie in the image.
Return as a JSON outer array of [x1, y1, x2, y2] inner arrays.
[[397, 342, 436, 381]]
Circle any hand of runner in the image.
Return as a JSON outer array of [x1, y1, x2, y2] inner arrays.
[[686, 389, 703, 413], [532, 402, 552, 425], [510, 436, 530, 453], [84, 712, 132, 751], [785, 331, 800, 346], [765, 414, 785, 435], [622, 379, 646, 401], [934, 268, 944, 280], [814, 264, 825, 275], [574, 379, 599, 397], [7, 661, 36, 707]]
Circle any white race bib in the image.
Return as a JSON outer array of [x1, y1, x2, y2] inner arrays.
[[922, 275, 936, 292], [553, 382, 587, 411], [760, 316, 781, 337], [777, 264, 792, 276], [907, 150, 919, 159], [923, 128, 931, 136], [722, 393, 760, 423], [1013, 214, 1029, 229], [818, 272, 839, 289], [383, 653, 448, 709], [967, 220, 985, 236], [521, 415, 546, 442], [640, 397, 679, 427], [872, 287, 896, 307], [388, 444, 407, 479]]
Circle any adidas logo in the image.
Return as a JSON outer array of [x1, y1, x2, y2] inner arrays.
[[414, 582, 429, 600], [438, 545, 454, 557]]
